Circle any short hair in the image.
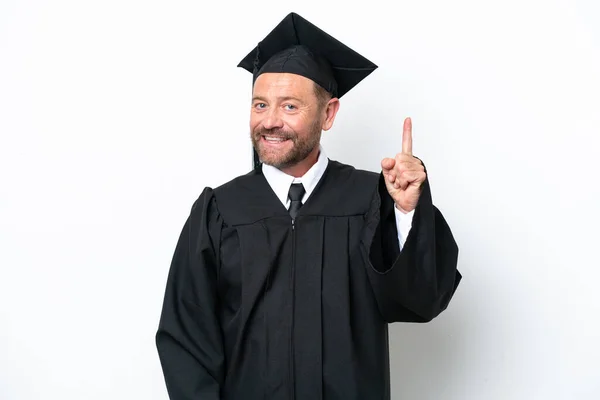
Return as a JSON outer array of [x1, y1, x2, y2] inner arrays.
[[313, 82, 332, 109]]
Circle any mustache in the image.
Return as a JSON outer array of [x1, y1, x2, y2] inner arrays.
[[254, 128, 296, 140]]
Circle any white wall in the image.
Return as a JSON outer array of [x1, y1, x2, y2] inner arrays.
[[1, 1, 599, 399]]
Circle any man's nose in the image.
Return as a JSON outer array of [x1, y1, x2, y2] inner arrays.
[[262, 108, 284, 130]]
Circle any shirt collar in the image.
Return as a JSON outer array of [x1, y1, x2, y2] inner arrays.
[[261, 145, 329, 206]]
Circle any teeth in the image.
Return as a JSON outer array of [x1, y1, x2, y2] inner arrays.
[[264, 136, 286, 142]]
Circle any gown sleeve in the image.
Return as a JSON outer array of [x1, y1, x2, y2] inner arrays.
[[362, 163, 462, 323], [155, 187, 225, 399]]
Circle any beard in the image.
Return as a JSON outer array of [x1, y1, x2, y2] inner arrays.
[[251, 120, 322, 169]]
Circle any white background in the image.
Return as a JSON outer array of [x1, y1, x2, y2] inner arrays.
[[1, 1, 599, 399]]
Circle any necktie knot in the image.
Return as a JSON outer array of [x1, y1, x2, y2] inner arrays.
[[288, 183, 305, 202]]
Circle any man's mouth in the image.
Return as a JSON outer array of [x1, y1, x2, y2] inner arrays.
[[262, 135, 290, 144]]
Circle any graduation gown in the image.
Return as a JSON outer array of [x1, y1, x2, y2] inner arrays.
[[155, 159, 462, 400]]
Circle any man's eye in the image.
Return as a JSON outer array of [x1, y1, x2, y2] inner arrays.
[[284, 104, 296, 110], [255, 103, 266, 109]]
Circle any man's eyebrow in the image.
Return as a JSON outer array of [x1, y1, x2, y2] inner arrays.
[[279, 96, 303, 103], [251, 95, 303, 103]]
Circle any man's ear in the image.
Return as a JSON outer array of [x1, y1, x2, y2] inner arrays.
[[322, 98, 340, 131]]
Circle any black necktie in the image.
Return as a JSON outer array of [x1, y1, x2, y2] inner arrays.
[[288, 183, 305, 219]]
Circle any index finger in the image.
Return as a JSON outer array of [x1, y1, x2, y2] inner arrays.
[[402, 117, 413, 155]]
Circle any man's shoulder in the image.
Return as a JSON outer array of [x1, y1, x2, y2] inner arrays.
[[327, 159, 380, 179], [186, 169, 255, 207], [211, 167, 262, 196]]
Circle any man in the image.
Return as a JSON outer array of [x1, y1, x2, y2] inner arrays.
[[156, 12, 461, 400]]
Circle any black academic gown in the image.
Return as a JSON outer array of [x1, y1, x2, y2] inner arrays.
[[156, 159, 462, 400]]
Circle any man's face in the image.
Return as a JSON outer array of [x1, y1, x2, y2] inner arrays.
[[250, 73, 324, 169]]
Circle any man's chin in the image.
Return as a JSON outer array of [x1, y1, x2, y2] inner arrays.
[[256, 144, 318, 170], [258, 152, 299, 169], [256, 146, 288, 164], [260, 156, 292, 169]]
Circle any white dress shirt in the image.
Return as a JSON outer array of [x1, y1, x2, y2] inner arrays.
[[261, 146, 415, 251]]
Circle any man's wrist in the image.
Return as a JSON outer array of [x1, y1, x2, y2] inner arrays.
[[395, 203, 412, 214]]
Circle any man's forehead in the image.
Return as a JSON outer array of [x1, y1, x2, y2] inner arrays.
[[253, 73, 315, 96]]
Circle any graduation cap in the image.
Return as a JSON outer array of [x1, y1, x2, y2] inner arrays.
[[238, 12, 378, 99]]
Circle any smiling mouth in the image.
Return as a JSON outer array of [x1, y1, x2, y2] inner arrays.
[[261, 135, 291, 144]]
